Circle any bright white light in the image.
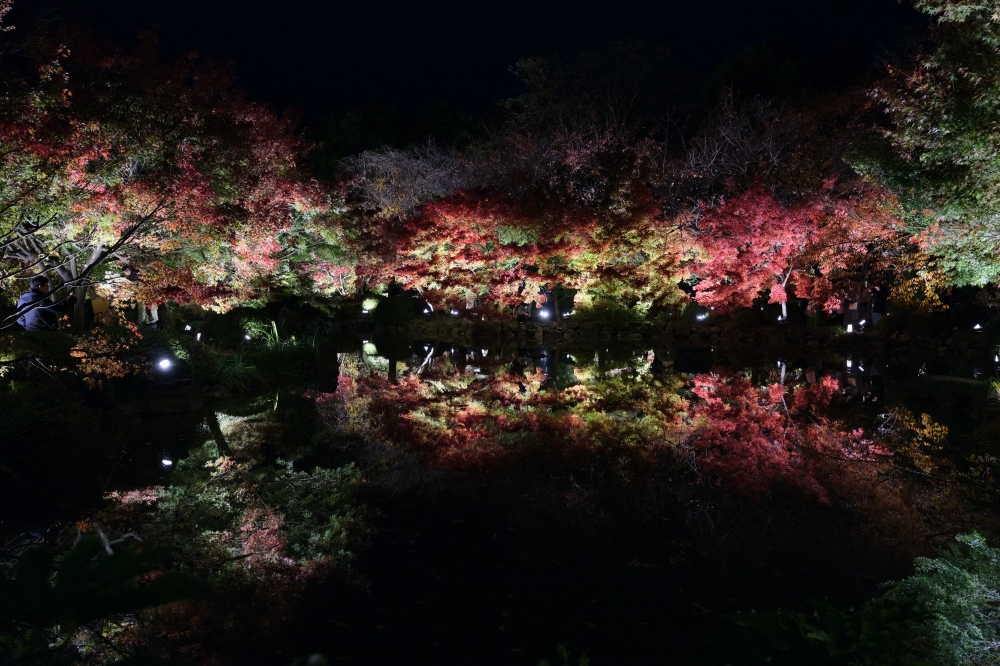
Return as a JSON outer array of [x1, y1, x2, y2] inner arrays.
[[424, 308, 430, 314], [362, 309, 369, 314], [161, 458, 172, 466], [451, 309, 459, 316], [244, 334, 251, 340], [481, 349, 488, 357], [975, 324, 983, 330], [157, 359, 172, 370], [696, 313, 708, 321], [539, 310, 550, 318], [846, 360, 852, 368], [362, 339, 369, 344], [847, 324, 853, 333], [995, 355, 999, 363], [184, 324, 192, 331], [859, 319, 866, 326], [196, 333, 201, 341]]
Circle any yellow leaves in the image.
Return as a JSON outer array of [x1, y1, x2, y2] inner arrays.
[[892, 407, 948, 473], [206, 456, 235, 477]]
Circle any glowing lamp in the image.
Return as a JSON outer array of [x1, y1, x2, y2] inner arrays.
[[847, 324, 853, 333], [184, 324, 192, 331], [846, 360, 852, 368], [451, 309, 459, 316], [244, 334, 251, 340], [539, 310, 550, 318], [196, 333, 201, 341], [975, 324, 983, 330], [162, 458, 173, 467], [157, 359, 172, 370]]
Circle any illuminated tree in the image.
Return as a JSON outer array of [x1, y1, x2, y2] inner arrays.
[[691, 187, 823, 318], [1, 36, 335, 325], [862, 0, 1000, 287]]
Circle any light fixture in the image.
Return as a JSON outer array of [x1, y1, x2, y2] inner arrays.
[[362, 309, 369, 314], [196, 332, 202, 341], [451, 309, 459, 316], [161, 458, 173, 467], [157, 359, 172, 370], [244, 334, 251, 340], [539, 310, 550, 318], [975, 324, 983, 330], [847, 324, 853, 333], [846, 359, 852, 368], [696, 313, 708, 321], [859, 319, 866, 326], [184, 324, 192, 331], [424, 308, 430, 314]]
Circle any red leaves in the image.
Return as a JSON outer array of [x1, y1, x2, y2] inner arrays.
[[692, 187, 823, 314], [687, 371, 827, 501], [690, 182, 907, 315]]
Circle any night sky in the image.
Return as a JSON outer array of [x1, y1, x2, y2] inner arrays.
[[13, 0, 924, 116]]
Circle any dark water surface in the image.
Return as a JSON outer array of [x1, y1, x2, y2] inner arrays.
[[3, 336, 998, 664]]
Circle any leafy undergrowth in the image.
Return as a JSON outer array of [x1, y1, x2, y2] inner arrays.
[[38, 394, 373, 664]]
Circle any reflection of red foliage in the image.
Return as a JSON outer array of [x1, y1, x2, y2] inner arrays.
[[688, 372, 827, 501], [687, 372, 892, 501]]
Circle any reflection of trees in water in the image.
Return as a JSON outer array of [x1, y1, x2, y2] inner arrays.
[[326, 342, 998, 566]]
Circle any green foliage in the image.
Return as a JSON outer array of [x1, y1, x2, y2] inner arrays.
[[537, 643, 590, 666], [244, 319, 283, 347], [0, 534, 203, 660], [571, 298, 646, 327], [216, 354, 266, 392], [718, 533, 1000, 666], [866, 0, 1000, 286], [885, 533, 1000, 666], [81, 391, 370, 661]]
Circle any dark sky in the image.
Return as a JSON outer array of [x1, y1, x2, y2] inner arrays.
[[14, 0, 924, 116]]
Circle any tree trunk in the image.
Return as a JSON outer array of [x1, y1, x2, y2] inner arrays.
[[205, 411, 232, 455]]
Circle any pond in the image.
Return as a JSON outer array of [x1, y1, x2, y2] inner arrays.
[[3, 333, 999, 665]]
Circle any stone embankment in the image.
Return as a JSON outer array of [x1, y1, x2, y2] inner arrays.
[[336, 316, 994, 359]]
